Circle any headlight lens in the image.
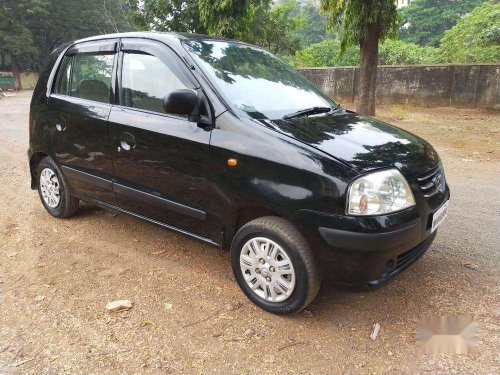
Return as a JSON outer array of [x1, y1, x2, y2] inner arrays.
[[347, 169, 415, 215]]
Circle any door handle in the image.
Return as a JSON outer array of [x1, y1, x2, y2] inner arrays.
[[55, 123, 66, 132], [118, 132, 136, 151]]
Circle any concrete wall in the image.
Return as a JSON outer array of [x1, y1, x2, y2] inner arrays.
[[298, 64, 500, 109], [19, 72, 39, 90], [2, 64, 499, 108]]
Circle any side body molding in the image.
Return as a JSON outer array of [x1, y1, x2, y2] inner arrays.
[[61, 166, 207, 221], [113, 183, 207, 221]]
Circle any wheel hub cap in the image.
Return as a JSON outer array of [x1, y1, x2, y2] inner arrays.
[[40, 168, 61, 208], [240, 237, 296, 303]]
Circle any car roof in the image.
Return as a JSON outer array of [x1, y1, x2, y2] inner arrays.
[[73, 31, 240, 46]]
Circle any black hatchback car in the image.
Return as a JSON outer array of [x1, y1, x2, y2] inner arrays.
[[29, 32, 450, 314]]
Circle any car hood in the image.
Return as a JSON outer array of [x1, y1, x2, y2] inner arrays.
[[266, 111, 439, 179]]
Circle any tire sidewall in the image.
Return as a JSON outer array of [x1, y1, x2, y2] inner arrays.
[[37, 157, 71, 218], [231, 227, 312, 314]]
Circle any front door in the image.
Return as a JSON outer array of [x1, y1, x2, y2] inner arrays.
[[48, 40, 117, 203], [108, 39, 213, 239]]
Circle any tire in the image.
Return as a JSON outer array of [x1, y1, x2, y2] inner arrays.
[[37, 156, 79, 218], [231, 216, 321, 314]]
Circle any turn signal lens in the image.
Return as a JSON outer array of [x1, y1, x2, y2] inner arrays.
[[359, 194, 368, 212], [347, 169, 415, 216], [227, 158, 238, 167]]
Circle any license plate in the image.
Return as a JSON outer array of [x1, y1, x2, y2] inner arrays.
[[431, 200, 449, 233]]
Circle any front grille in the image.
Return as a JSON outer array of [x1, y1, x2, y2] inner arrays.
[[416, 166, 444, 198], [395, 232, 435, 270], [367, 232, 436, 287]]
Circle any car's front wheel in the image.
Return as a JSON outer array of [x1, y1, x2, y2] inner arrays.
[[231, 216, 321, 314], [37, 156, 79, 218]]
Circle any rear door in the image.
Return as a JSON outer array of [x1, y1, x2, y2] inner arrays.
[[108, 38, 213, 239], [48, 40, 117, 203]]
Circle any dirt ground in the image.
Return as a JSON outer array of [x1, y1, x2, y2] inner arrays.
[[0, 91, 499, 375]]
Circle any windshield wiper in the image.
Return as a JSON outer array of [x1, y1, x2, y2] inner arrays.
[[282, 106, 333, 120]]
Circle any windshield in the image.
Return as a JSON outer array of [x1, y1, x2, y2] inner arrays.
[[182, 39, 336, 120]]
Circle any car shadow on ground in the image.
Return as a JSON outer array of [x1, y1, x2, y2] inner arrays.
[[67, 203, 470, 327]]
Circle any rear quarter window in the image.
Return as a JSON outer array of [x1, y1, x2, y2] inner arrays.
[[54, 56, 72, 95]]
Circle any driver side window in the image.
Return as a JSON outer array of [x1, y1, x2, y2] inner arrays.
[[121, 53, 189, 116]]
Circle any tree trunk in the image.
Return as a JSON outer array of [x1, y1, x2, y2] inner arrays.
[[11, 62, 21, 90], [356, 22, 380, 116]]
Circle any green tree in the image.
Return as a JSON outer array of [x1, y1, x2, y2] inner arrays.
[[248, 0, 306, 55], [286, 39, 440, 67], [277, 0, 335, 46], [1, 0, 136, 77], [379, 40, 439, 65], [321, 0, 399, 115], [198, 0, 269, 39], [439, 1, 500, 63], [118, 0, 305, 56], [286, 39, 359, 67], [399, 0, 483, 47], [197, 0, 307, 56], [0, 0, 45, 88], [28, 0, 136, 67], [129, 0, 205, 33], [295, 1, 334, 45]]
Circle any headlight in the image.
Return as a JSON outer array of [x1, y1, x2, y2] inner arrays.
[[347, 169, 415, 215]]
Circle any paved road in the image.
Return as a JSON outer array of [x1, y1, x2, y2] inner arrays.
[[0, 91, 499, 374]]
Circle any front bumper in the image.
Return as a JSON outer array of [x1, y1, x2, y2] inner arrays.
[[292, 182, 450, 287]]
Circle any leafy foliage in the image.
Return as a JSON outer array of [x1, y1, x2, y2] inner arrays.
[[129, 0, 205, 33], [286, 39, 440, 67], [1, 0, 137, 69], [32, 0, 136, 61], [296, 1, 335, 45], [439, 1, 500, 63], [198, 0, 269, 39], [285, 39, 359, 67], [246, 0, 306, 55], [399, 0, 483, 47], [379, 40, 440, 65], [194, 0, 313, 56], [0, 0, 43, 69], [1, 0, 498, 75], [280, 0, 335, 46]]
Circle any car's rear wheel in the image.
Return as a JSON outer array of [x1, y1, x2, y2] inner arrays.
[[231, 216, 321, 314], [37, 157, 79, 218]]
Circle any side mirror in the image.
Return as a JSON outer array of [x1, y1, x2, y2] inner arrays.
[[163, 89, 199, 120]]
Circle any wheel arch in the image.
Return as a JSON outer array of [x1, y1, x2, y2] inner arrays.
[[29, 151, 49, 189], [222, 205, 284, 250]]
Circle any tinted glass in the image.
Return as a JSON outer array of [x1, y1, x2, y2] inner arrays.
[[183, 40, 336, 119], [54, 56, 72, 95], [70, 54, 113, 103], [121, 53, 188, 115]]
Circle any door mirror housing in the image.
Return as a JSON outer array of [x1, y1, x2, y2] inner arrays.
[[163, 89, 199, 121], [163, 89, 213, 130]]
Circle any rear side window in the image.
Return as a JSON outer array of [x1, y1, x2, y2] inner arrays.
[[70, 54, 114, 103], [121, 53, 188, 115], [54, 56, 72, 95]]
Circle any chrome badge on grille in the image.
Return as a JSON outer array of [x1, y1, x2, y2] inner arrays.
[[417, 166, 445, 198], [431, 174, 442, 190]]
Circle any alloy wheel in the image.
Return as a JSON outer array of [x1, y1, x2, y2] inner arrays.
[[39, 168, 61, 208]]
